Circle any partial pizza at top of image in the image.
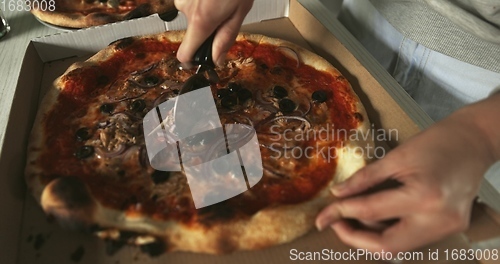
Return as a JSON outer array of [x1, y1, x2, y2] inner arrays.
[[24, 31, 373, 255], [30, 0, 177, 28]]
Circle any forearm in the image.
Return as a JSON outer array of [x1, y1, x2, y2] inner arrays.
[[453, 93, 500, 165]]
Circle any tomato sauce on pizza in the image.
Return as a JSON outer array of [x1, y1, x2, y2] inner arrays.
[[26, 32, 371, 255]]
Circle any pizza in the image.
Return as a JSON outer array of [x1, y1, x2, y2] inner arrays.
[[30, 0, 177, 28], [25, 31, 373, 255]]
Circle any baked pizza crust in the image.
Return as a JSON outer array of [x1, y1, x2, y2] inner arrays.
[[25, 31, 373, 254], [31, 0, 176, 28]]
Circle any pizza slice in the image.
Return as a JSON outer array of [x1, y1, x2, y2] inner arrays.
[[31, 0, 177, 28]]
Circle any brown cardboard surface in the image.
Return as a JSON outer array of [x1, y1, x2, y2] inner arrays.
[[3, 0, 500, 263], [289, 0, 420, 147], [467, 205, 500, 243], [0, 43, 44, 264]]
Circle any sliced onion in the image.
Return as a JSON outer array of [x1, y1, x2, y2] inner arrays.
[[161, 80, 183, 90], [256, 90, 273, 105], [265, 116, 311, 130], [254, 113, 277, 131], [131, 63, 158, 76], [139, 145, 149, 168], [218, 107, 241, 114], [263, 166, 289, 179], [259, 141, 295, 151], [154, 92, 174, 107], [303, 101, 312, 116], [259, 143, 273, 150], [95, 144, 127, 158], [107, 91, 147, 103], [258, 103, 279, 114], [296, 101, 312, 117], [112, 112, 141, 122], [231, 116, 254, 127], [98, 121, 111, 129], [127, 78, 161, 89], [276, 46, 300, 68], [123, 145, 140, 161]]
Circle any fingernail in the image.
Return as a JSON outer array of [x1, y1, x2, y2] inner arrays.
[[316, 219, 327, 231], [315, 214, 332, 231], [331, 182, 346, 196], [179, 62, 194, 70], [216, 55, 226, 68]]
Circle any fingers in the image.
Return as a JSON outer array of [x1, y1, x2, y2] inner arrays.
[[175, 0, 218, 63], [177, 17, 219, 64], [315, 188, 411, 230], [212, 10, 248, 66], [175, 0, 253, 65], [332, 155, 399, 198]]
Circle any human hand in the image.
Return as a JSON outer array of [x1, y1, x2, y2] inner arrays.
[[174, 0, 254, 66], [315, 104, 498, 253]]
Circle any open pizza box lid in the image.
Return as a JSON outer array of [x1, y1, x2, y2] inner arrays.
[[2, 0, 499, 263]]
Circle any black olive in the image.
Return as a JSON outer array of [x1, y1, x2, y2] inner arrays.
[[130, 99, 146, 112], [140, 241, 165, 257], [237, 88, 252, 102], [312, 90, 328, 103], [100, 103, 114, 114], [221, 95, 238, 109], [151, 170, 170, 184], [273, 86, 288, 99], [143, 75, 160, 87], [217, 89, 231, 99], [228, 82, 242, 93], [76, 128, 91, 142], [279, 99, 296, 114], [75, 146, 94, 159], [111, 37, 134, 50], [159, 9, 179, 22]]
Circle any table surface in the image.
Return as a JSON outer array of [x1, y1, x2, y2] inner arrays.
[[0, 9, 59, 152]]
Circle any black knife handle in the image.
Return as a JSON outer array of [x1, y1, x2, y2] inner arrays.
[[192, 32, 216, 68]]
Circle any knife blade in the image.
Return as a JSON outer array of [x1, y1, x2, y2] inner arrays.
[[173, 33, 220, 127]]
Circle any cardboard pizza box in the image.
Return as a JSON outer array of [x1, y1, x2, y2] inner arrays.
[[1, 0, 499, 263]]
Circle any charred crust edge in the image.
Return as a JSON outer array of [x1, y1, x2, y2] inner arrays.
[[109, 37, 136, 50], [124, 4, 153, 20], [41, 177, 96, 230]]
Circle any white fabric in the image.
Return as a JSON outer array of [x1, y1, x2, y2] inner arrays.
[[368, 0, 500, 73], [339, 0, 500, 121], [338, 0, 500, 204]]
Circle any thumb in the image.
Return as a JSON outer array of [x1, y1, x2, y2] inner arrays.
[[332, 157, 398, 198]]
